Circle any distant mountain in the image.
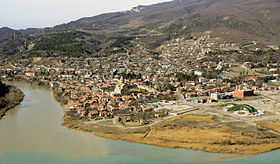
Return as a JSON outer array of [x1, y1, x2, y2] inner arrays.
[[19, 28, 42, 35], [0, 0, 280, 59], [52, 0, 199, 31], [0, 27, 20, 41], [51, 0, 280, 44]]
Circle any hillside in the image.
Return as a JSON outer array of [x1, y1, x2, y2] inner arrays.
[[0, 81, 24, 119], [52, 0, 280, 44], [0, 81, 8, 97], [0, 27, 20, 41], [0, 0, 280, 58]]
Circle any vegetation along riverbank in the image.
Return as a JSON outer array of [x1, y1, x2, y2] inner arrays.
[[0, 80, 24, 119]]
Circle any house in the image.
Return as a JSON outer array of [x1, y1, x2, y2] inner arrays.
[[154, 113, 162, 118], [142, 107, 153, 112], [269, 68, 278, 72], [199, 77, 207, 83], [25, 72, 35, 77], [61, 74, 73, 78], [88, 110, 99, 118], [194, 71, 205, 76], [185, 92, 197, 98], [244, 76, 259, 83], [210, 93, 219, 100], [80, 111, 87, 117], [99, 110, 108, 117], [209, 79, 217, 82], [200, 65, 209, 69], [261, 85, 278, 91]]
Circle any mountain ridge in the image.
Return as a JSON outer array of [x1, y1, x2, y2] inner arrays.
[[0, 0, 280, 59]]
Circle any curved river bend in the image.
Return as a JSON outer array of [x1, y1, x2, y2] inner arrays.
[[0, 82, 279, 164]]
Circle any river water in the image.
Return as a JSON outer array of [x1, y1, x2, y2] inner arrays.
[[0, 82, 279, 164]]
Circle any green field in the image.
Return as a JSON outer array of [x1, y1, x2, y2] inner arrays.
[[221, 103, 257, 113]]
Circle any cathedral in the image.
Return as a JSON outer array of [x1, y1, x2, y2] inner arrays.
[[114, 76, 124, 95]]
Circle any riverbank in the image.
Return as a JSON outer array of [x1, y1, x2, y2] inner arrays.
[[58, 84, 280, 155], [62, 109, 280, 155], [93, 113, 280, 155], [4, 80, 280, 156], [1, 82, 280, 164], [0, 82, 25, 119], [0, 82, 108, 157]]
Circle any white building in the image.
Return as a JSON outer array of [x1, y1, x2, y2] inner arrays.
[[25, 72, 35, 77], [61, 74, 73, 78], [194, 71, 205, 76], [210, 93, 219, 100]]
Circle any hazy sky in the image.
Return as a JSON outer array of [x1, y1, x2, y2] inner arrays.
[[0, 0, 169, 30]]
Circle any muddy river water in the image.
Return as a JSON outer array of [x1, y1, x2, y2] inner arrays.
[[0, 82, 279, 164]]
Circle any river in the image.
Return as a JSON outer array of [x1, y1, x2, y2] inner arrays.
[[0, 82, 279, 164]]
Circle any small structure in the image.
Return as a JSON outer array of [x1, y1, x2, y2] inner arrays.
[[25, 72, 35, 77], [142, 107, 153, 112], [210, 93, 219, 100], [61, 74, 73, 78], [199, 77, 207, 83], [194, 71, 205, 76], [244, 76, 259, 83]]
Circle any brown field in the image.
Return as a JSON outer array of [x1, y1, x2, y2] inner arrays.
[[256, 121, 280, 133], [92, 113, 280, 155]]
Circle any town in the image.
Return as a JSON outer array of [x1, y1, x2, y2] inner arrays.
[[2, 0, 280, 160], [1, 33, 280, 127]]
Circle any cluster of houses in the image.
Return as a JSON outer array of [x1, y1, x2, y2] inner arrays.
[[52, 75, 176, 120], [0, 34, 279, 121]]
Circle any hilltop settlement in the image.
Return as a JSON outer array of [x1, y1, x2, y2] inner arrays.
[[1, 33, 280, 155]]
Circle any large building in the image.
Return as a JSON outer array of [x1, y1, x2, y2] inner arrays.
[[114, 76, 124, 94], [233, 90, 254, 98]]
